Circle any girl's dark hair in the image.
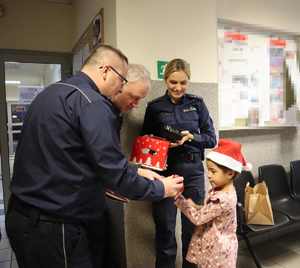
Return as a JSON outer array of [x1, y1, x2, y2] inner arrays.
[[207, 159, 239, 180]]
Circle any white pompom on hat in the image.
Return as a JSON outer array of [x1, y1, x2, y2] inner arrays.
[[206, 139, 252, 173]]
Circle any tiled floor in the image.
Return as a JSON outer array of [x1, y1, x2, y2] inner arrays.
[[0, 179, 17, 268], [0, 228, 299, 268], [237, 232, 300, 268], [0, 175, 299, 268], [0, 224, 300, 268]]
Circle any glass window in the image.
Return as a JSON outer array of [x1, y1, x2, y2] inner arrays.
[[5, 62, 61, 156]]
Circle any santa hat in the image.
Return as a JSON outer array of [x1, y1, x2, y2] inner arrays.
[[206, 139, 252, 173]]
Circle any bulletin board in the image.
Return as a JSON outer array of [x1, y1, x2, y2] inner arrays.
[[218, 24, 300, 129], [72, 8, 104, 74]]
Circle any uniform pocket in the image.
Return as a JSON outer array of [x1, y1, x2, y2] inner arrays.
[[158, 112, 175, 124], [64, 223, 87, 260], [181, 111, 199, 121]]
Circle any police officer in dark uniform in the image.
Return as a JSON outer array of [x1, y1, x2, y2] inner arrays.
[[142, 58, 216, 268], [5, 45, 184, 268]]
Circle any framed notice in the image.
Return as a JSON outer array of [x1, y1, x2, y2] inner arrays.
[[218, 23, 300, 129], [72, 9, 104, 74]]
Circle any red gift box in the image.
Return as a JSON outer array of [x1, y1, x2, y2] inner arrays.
[[130, 135, 170, 171]]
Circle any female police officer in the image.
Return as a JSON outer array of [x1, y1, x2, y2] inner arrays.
[[142, 58, 216, 268]]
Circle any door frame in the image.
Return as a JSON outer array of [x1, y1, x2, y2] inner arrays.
[[0, 49, 72, 210]]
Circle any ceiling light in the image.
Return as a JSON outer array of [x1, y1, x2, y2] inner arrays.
[[47, 0, 72, 4], [5, 81, 21, 85]]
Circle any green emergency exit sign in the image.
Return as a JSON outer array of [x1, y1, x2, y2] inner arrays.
[[157, 60, 168, 80]]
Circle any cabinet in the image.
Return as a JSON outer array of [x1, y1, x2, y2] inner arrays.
[[7, 101, 30, 156]]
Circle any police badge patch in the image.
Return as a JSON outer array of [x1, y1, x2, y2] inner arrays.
[[183, 106, 197, 112]]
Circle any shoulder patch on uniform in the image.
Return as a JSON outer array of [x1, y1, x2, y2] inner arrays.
[[148, 95, 165, 105], [187, 94, 203, 101]]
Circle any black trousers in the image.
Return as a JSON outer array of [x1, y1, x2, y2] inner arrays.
[[153, 154, 205, 268], [5, 197, 109, 268]]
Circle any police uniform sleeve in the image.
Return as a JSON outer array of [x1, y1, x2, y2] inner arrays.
[[141, 104, 156, 135], [192, 99, 217, 149], [79, 100, 164, 201]]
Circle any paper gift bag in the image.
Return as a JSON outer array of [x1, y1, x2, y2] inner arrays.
[[245, 181, 274, 225]]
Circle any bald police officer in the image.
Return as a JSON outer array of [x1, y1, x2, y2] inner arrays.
[[6, 45, 183, 268]]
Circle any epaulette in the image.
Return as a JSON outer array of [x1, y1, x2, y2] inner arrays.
[[186, 94, 202, 100], [186, 94, 203, 104], [147, 95, 165, 105]]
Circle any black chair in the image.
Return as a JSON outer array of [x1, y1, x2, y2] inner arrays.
[[234, 171, 290, 268], [290, 160, 300, 200], [258, 164, 300, 221]]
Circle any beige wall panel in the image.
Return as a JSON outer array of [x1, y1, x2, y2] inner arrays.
[[218, 0, 300, 33], [0, 0, 73, 52], [116, 0, 218, 83], [73, 0, 116, 48]]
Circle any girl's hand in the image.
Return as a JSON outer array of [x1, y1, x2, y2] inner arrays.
[[161, 175, 184, 198], [175, 197, 201, 209], [184, 198, 196, 207], [174, 193, 184, 201]]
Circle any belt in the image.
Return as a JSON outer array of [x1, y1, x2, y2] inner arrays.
[[169, 152, 201, 162], [9, 195, 72, 224]]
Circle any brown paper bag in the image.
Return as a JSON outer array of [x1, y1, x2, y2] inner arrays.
[[244, 181, 274, 225]]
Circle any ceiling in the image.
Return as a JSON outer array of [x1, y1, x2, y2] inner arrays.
[[47, 0, 73, 4]]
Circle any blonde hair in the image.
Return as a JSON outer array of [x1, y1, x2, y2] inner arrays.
[[164, 58, 191, 80]]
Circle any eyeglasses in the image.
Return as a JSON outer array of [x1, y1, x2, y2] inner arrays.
[[100, 65, 128, 85], [110, 66, 128, 85]]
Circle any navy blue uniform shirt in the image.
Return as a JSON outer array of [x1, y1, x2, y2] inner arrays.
[[11, 72, 164, 221], [142, 92, 216, 160]]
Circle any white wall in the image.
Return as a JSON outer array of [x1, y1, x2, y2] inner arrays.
[[0, 0, 73, 52], [116, 0, 218, 83], [217, 0, 300, 34], [73, 0, 117, 48], [73, 0, 218, 82]]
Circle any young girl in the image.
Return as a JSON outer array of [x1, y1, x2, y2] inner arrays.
[[175, 139, 250, 268]]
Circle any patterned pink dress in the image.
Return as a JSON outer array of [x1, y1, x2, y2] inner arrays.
[[175, 189, 238, 268]]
